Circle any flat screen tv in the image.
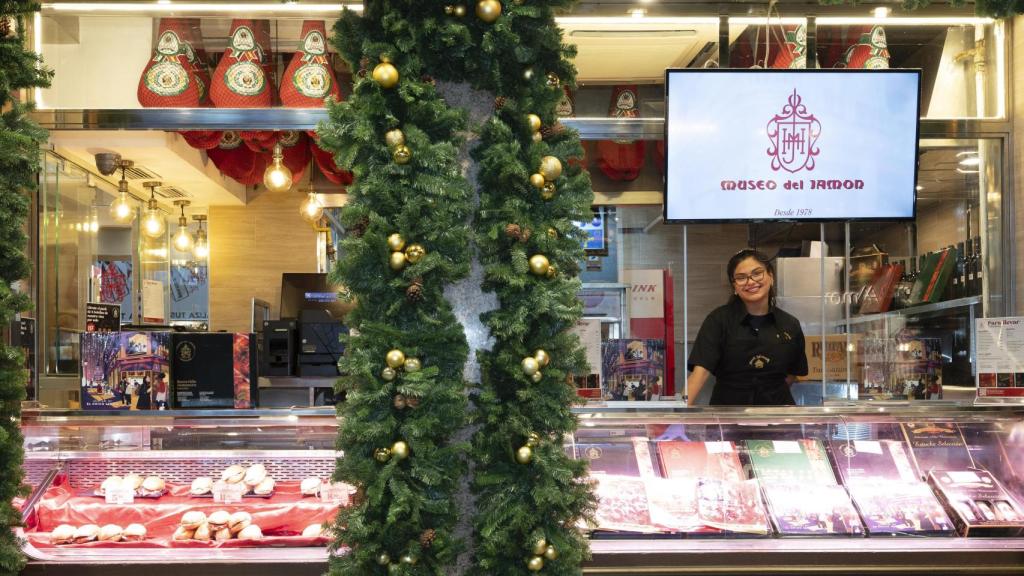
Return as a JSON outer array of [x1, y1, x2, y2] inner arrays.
[[664, 69, 921, 223], [279, 273, 351, 320]]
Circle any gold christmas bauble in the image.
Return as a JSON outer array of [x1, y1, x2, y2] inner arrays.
[[541, 182, 556, 200], [527, 555, 544, 571], [391, 440, 410, 460], [444, 5, 454, 14], [384, 129, 405, 149], [526, 432, 540, 447], [540, 155, 563, 180], [393, 144, 412, 165], [531, 538, 548, 556], [454, 4, 467, 16], [374, 447, 392, 462], [528, 254, 550, 276], [400, 554, 417, 565], [546, 227, 558, 238], [388, 564, 400, 575], [527, 114, 542, 132], [389, 251, 407, 271], [522, 67, 535, 81], [382, 367, 397, 381], [378, 552, 391, 565], [521, 356, 539, 376], [544, 545, 559, 561], [405, 243, 426, 263], [529, 173, 546, 189], [404, 357, 422, 372], [386, 349, 407, 369], [372, 61, 400, 89], [545, 72, 560, 87], [531, 131, 543, 143], [393, 394, 407, 409], [531, 371, 543, 383], [545, 265, 557, 279], [387, 233, 406, 252], [515, 445, 533, 464], [476, 0, 502, 22], [534, 349, 550, 367]]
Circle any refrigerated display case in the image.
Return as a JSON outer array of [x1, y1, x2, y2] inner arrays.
[[18, 405, 1024, 575]]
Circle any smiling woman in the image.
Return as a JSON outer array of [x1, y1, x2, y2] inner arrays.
[[686, 249, 809, 406]]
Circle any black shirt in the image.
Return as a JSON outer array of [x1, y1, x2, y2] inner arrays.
[[688, 299, 808, 405]]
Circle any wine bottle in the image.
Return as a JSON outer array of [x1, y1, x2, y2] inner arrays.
[[966, 240, 977, 297], [974, 237, 983, 296], [954, 241, 966, 299]]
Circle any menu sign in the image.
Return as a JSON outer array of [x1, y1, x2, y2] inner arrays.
[[86, 302, 121, 333], [976, 317, 1024, 399]]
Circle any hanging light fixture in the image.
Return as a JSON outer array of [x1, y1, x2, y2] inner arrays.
[[109, 160, 137, 223], [298, 175, 324, 222], [141, 181, 166, 238], [172, 200, 193, 252], [192, 214, 209, 260], [263, 143, 293, 192]]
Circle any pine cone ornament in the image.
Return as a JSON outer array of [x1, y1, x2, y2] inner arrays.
[[504, 223, 521, 240], [494, 95, 507, 110], [540, 122, 565, 139], [421, 74, 436, 86], [0, 17, 12, 39], [419, 529, 437, 548], [519, 227, 532, 243], [349, 217, 369, 238], [406, 277, 424, 302], [357, 56, 370, 78]]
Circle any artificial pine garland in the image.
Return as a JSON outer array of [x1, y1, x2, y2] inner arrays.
[[320, 0, 594, 573], [0, 2, 50, 575]]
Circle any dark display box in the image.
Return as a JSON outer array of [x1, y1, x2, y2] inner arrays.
[[171, 333, 256, 409]]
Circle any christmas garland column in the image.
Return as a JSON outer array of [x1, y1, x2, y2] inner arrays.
[[0, 2, 51, 575], [318, 4, 474, 574], [466, 0, 597, 573]]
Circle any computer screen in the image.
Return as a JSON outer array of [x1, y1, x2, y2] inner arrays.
[[279, 273, 351, 320]]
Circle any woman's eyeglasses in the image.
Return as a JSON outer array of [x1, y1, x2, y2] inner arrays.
[[733, 268, 766, 285]]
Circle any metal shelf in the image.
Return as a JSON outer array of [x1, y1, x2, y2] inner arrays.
[[836, 295, 982, 328]]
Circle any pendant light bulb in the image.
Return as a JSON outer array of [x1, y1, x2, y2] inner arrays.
[[299, 191, 324, 222], [172, 200, 193, 252], [263, 143, 293, 192], [110, 170, 136, 223], [141, 182, 166, 238], [192, 215, 209, 261]]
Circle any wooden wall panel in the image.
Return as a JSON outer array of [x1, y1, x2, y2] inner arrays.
[[209, 190, 318, 333]]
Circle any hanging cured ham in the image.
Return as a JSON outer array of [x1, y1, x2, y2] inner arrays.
[[310, 136, 354, 186], [280, 20, 341, 107], [769, 25, 808, 69], [838, 26, 890, 69], [137, 18, 202, 107], [596, 85, 645, 182], [210, 19, 273, 108]]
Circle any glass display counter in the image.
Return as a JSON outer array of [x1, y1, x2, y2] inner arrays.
[[17, 404, 1024, 575]]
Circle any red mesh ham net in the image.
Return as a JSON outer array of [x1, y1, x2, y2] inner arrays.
[[210, 19, 273, 108], [837, 26, 890, 69], [280, 20, 341, 108], [310, 136, 353, 187], [137, 18, 202, 108], [596, 85, 645, 182]]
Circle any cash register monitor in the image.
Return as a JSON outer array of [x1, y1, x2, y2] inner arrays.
[[279, 273, 350, 320]]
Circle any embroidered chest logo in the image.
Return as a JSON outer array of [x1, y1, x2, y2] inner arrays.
[[749, 354, 771, 369], [778, 330, 793, 341]]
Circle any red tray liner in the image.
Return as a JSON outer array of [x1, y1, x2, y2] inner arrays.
[[28, 482, 345, 549]]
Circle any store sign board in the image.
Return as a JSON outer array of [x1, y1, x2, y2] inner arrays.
[[976, 317, 1024, 399], [665, 69, 920, 222]]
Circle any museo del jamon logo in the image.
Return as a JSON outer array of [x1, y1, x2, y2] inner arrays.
[[766, 89, 821, 173]]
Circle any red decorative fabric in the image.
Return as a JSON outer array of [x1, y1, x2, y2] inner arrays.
[[208, 131, 260, 183], [137, 18, 202, 108], [838, 25, 890, 69], [596, 85, 645, 182], [180, 18, 212, 105], [769, 25, 807, 69], [280, 20, 341, 108], [210, 19, 273, 108], [25, 482, 344, 549], [179, 130, 223, 150], [310, 137, 353, 187]]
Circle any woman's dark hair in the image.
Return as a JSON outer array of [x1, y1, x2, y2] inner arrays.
[[726, 248, 777, 309]]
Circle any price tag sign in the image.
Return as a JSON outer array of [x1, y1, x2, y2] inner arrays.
[[213, 482, 246, 504], [105, 486, 135, 505], [319, 482, 354, 505]]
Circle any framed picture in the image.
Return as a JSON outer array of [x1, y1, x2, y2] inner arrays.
[[125, 332, 150, 356], [575, 207, 609, 256]]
